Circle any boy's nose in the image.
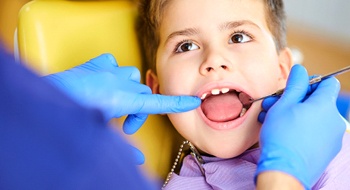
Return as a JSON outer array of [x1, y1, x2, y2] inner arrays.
[[199, 53, 232, 75], [203, 65, 228, 72]]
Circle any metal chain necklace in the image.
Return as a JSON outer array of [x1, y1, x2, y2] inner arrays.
[[162, 140, 205, 189]]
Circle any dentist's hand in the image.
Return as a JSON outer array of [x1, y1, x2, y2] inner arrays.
[[256, 64, 346, 189], [45, 54, 201, 134], [258, 74, 321, 123]]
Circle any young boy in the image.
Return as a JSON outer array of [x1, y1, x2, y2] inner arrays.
[[136, 0, 350, 189]]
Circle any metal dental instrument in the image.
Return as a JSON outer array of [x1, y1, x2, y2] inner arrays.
[[250, 65, 350, 103]]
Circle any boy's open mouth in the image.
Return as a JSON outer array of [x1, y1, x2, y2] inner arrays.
[[200, 88, 252, 122]]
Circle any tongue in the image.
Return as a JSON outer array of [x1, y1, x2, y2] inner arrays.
[[201, 92, 243, 122]]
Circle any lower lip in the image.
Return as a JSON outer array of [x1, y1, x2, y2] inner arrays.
[[197, 106, 249, 130]]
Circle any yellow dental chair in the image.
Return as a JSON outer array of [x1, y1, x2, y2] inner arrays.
[[16, 0, 182, 181]]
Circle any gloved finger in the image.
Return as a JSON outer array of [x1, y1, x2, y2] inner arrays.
[[120, 80, 152, 94], [307, 77, 340, 105], [261, 96, 279, 111], [112, 66, 141, 82], [123, 114, 148, 135], [306, 75, 321, 96], [128, 145, 145, 165], [288, 75, 320, 102], [279, 64, 309, 104], [127, 94, 201, 114], [78, 53, 119, 71], [258, 111, 267, 123], [309, 75, 318, 80], [337, 92, 350, 118], [91, 72, 150, 94], [77, 54, 141, 82]]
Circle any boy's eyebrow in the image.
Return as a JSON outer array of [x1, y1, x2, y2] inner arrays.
[[165, 20, 260, 44], [165, 28, 200, 44], [219, 20, 261, 31]]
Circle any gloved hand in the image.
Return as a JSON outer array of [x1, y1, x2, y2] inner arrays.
[[44, 54, 201, 165], [256, 64, 346, 189], [45, 54, 200, 133], [258, 74, 320, 123]]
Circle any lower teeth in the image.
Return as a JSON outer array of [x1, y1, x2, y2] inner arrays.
[[240, 107, 247, 117]]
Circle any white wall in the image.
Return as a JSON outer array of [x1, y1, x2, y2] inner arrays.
[[284, 0, 350, 46]]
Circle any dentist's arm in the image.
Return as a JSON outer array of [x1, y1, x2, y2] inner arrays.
[[256, 64, 346, 189]]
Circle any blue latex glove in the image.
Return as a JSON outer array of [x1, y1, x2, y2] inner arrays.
[[45, 54, 201, 133], [256, 64, 346, 189], [45, 54, 201, 165], [258, 74, 320, 123]]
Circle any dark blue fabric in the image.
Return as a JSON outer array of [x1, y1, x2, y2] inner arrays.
[[0, 45, 154, 190]]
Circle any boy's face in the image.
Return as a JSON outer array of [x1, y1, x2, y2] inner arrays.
[[147, 0, 292, 158]]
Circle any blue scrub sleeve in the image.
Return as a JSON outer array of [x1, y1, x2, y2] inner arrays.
[[0, 45, 155, 190]]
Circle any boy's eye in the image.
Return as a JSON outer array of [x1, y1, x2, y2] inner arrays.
[[229, 33, 252, 44], [175, 41, 200, 53]]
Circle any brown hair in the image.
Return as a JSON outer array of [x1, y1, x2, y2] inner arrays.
[[136, 0, 287, 73]]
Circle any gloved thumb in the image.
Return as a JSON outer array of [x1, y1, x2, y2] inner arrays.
[[258, 96, 279, 123], [86, 54, 141, 82], [279, 64, 309, 105], [128, 145, 145, 165], [123, 114, 148, 135], [79, 53, 119, 71]]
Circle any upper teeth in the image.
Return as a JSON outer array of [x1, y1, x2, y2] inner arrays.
[[211, 89, 220, 95], [201, 93, 208, 99], [201, 88, 231, 100], [221, 88, 230, 93]]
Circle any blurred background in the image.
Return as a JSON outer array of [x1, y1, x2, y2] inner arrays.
[[0, 0, 349, 91], [284, 0, 350, 91]]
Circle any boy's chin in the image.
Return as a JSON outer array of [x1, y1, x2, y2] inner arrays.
[[201, 145, 253, 159], [212, 151, 245, 159]]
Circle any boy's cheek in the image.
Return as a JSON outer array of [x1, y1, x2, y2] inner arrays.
[[158, 77, 193, 96], [277, 75, 289, 90]]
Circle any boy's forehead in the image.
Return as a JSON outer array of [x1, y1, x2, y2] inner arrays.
[[160, 0, 270, 38]]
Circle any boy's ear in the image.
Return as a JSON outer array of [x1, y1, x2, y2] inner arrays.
[[146, 69, 160, 94], [278, 47, 293, 81]]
